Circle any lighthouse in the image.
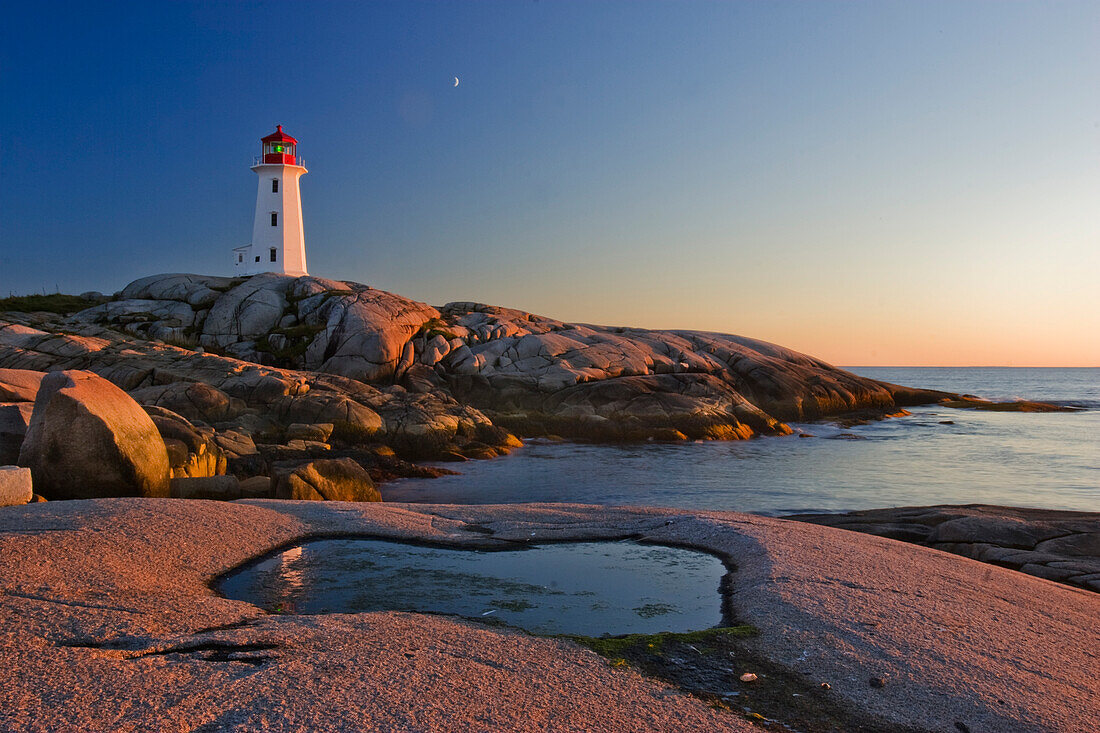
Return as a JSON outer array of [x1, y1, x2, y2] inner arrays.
[[233, 125, 309, 276]]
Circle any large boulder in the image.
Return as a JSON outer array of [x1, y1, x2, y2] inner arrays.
[[273, 458, 380, 502], [18, 370, 170, 499]]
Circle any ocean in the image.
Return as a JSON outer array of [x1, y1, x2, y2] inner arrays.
[[382, 367, 1100, 515]]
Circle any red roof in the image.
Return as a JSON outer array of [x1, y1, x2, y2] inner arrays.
[[261, 125, 298, 144]]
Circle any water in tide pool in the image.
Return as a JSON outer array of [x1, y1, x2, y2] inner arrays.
[[383, 368, 1100, 515], [218, 539, 727, 636]]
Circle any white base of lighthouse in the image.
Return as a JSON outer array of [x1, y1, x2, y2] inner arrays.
[[234, 162, 309, 277]]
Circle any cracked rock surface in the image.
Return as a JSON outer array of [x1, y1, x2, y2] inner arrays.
[[789, 504, 1100, 593], [0, 499, 1097, 732]]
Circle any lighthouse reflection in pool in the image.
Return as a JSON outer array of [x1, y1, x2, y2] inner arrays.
[[219, 539, 726, 636]]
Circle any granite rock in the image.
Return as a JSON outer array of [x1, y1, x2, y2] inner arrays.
[[273, 457, 380, 502], [789, 504, 1100, 593], [18, 370, 170, 499], [0, 465, 32, 507]]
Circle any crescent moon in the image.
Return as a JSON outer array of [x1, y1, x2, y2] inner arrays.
[[453, 77, 460, 87]]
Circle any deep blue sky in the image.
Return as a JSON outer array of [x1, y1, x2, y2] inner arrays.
[[2, 1, 1097, 364]]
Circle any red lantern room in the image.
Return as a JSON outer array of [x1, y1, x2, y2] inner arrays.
[[261, 125, 298, 165]]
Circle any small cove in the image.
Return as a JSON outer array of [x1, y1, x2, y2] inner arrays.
[[383, 368, 1100, 515], [218, 538, 728, 636]]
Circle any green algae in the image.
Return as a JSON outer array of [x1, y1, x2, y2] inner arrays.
[[562, 625, 757, 666]]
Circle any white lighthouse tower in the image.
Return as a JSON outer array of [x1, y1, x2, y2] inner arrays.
[[233, 125, 309, 276]]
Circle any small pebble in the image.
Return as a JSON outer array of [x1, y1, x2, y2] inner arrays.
[[869, 677, 887, 688], [739, 673, 758, 683]]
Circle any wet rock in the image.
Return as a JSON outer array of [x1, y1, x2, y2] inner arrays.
[[927, 516, 1066, 548], [1035, 532, 1100, 557], [273, 458, 380, 502], [0, 465, 33, 507], [18, 370, 170, 499], [789, 505, 1100, 593], [941, 397, 1077, 413]]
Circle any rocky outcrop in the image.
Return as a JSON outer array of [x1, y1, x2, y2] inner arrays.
[[431, 304, 948, 437], [788, 505, 1100, 593], [0, 316, 508, 463], [18, 370, 170, 499], [941, 397, 1078, 413], [37, 272, 955, 445], [273, 457, 380, 502]]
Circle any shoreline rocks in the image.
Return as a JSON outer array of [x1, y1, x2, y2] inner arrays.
[[788, 504, 1100, 593], [273, 458, 380, 502], [7, 272, 957, 449], [0, 272, 1080, 505]]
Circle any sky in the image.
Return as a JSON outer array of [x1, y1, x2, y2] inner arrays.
[[1, 1, 1097, 366]]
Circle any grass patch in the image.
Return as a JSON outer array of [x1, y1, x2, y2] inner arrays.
[[276, 323, 325, 339], [417, 317, 459, 341], [555, 623, 925, 732], [0, 293, 97, 314], [254, 324, 325, 366]]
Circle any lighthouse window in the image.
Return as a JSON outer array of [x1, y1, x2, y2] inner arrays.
[[270, 248, 278, 263], [237, 254, 243, 263], [271, 212, 278, 226], [272, 179, 279, 193]]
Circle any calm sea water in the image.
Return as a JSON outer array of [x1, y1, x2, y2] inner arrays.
[[384, 368, 1100, 515]]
